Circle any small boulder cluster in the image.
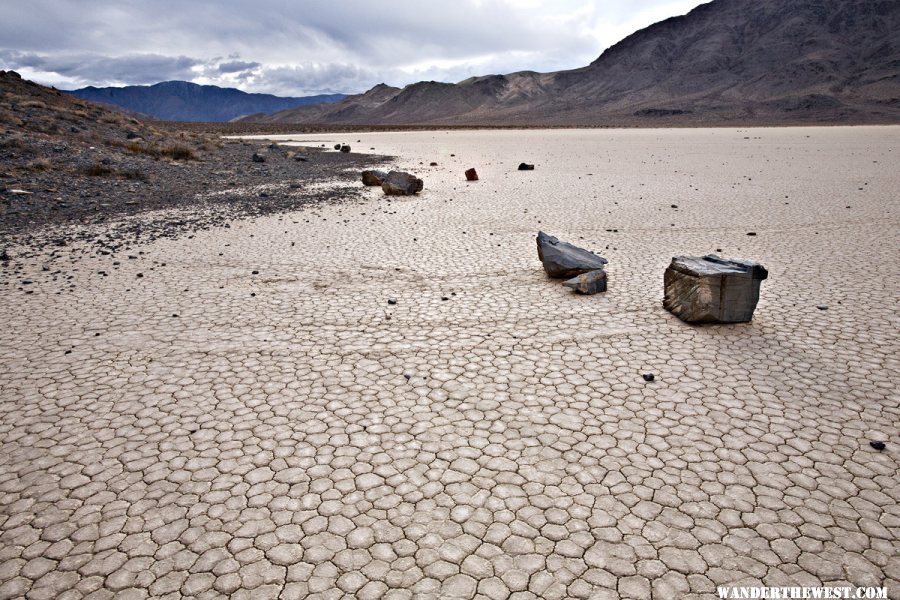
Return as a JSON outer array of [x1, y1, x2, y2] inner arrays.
[[536, 231, 608, 295], [536, 232, 768, 323], [361, 170, 423, 196]]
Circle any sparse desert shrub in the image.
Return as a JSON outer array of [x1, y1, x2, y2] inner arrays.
[[83, 163, 113, 176], [126, 141, 148, 154], [20, 100, 47, 110], [120, 168, 148, 181], [0, 135, 27, 150], [124, 142, 165, 159], [0, 110, 24, 127], [27, 158, 51, 171], [161, 145, 196, 160]]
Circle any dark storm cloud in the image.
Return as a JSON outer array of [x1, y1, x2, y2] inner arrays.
[[0, 0, 708, 94]]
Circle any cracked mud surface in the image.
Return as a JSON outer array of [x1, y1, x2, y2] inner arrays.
[[0, 127, 898, 599]]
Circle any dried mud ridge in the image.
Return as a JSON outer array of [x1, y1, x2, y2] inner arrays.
[[0, 144, 388, 260]]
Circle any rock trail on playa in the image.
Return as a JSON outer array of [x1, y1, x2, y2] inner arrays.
[[0, 127, 898, 599]]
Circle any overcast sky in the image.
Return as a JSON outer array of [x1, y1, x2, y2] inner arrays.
[[1, 0, 708, 96]]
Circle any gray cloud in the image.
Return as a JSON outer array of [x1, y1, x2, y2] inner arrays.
[[218, 60, 261, 74], [0, 0, 708, 95], [1, 51, 202, 87]]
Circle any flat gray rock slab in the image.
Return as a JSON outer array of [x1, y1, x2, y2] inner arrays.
[[664, 254, 768, 323], [536, 231, 608, 278]]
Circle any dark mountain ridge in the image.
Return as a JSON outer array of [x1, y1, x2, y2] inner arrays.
[[67, 81, 345, 122], [242, 0, 900, 126]]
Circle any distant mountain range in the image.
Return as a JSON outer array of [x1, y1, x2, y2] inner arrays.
[[241, 0, 900, 126], [66, 81, 345, 122]]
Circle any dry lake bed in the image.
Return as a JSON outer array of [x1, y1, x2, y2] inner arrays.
[[0, 127, 898, 599]]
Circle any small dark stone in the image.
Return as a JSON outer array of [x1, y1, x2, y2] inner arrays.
[[334, 144, 341, 150], [671, 204, 678, 208], [465, 168, 479, 181], [340, 145, 351, 153], [252, 152, 266, 163], [441, 296, 449, 301], [387, 298, 397, 305], [430, 162, 438, 166], [869, 441, 886, 451], [136, 273, 143, 278], [816, 305, 828, 310], [746, 232, 757, 236], [518, 163, 535, 171], [642, 373, 655, 382], [252, 270, 259, 275]]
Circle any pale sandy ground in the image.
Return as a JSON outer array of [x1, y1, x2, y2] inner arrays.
[[0, 127, 898, 599]]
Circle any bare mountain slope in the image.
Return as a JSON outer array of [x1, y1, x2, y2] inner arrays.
[[242, 0, 900, 125]]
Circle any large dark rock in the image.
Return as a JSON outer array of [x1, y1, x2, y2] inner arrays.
[[252, 152, 266, 163], [663, 255, 768, 323], [361, 170, 388, 186], [536, 231, 608, 278], [465, 168, 478, 181], [518, 163, 535, 171], [340, 145, 351, 153], [562, 269, 607, 294], [381, 171, 424, 196]]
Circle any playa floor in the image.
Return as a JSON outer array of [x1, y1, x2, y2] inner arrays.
[[1, 127, 898, 599]]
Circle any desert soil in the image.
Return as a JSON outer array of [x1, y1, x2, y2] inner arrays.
[[0, 127, 898, 599]]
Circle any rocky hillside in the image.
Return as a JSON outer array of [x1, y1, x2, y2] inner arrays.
[[0, 70, 382, 253], [243, 0, 900, 125], [68, 81, 345, 122]]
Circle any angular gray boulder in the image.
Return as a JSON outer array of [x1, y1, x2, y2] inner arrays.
[[663, 255, 768, 323], [381, 171, 424, 196], [536, 231, 608, 278], [361, 169, 388, 186], [562, 269, 607, 294]]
